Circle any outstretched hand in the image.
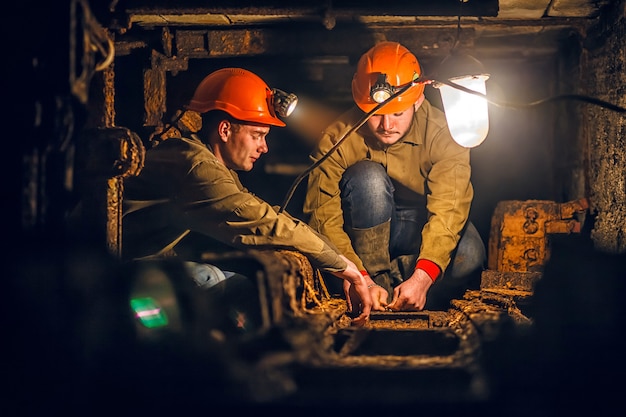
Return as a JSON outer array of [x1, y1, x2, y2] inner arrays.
[[331, 255, 373, 326], [368, 284, 390, 311], [348, 276, 389, 311]]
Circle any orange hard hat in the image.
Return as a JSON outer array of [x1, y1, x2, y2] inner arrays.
[[352, 42, 425, 114], [186, 68, 285, 127]]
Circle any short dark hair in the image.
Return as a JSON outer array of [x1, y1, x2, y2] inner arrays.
[[201, 110, 244, 132]]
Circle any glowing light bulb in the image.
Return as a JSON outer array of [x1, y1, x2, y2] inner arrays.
[[439, 75, 490, 148]]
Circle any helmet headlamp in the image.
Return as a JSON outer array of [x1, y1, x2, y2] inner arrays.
[[272, 88, 298, 118], [370, 73, 396, 104]]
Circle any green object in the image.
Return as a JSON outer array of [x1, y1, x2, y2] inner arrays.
[[130, 297, 169, 328]]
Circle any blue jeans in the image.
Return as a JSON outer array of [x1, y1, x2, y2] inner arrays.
[[339, 160, 486, 283]]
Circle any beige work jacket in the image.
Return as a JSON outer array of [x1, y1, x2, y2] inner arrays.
[[122, 135, 346, 272], [303, 100, 473, 273]]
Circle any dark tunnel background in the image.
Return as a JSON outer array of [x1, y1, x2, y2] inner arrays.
[[5, 1, 626, 415]]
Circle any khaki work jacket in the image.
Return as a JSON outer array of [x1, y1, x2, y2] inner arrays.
[[303, 100, 473, 274], [122, 135, 347, 272]]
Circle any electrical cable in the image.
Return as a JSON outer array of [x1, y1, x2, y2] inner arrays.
[[432, 77, 626, 112]]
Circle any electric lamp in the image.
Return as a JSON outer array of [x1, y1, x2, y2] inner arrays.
[[433, 52, 490, 148], [273, 88, 298, 118], [436, 74, 489, 147]]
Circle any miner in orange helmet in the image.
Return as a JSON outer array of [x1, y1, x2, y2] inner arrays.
[[304, 42, 486, 312], [123, 68, 372, 331]]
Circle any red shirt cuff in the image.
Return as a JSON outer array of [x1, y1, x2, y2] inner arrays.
[[415, 259, 441, 282]]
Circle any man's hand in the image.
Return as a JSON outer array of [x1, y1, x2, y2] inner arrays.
[[386, 268, 433, 311], [343, 275, 389, 311], [331, 255, 372, 326], [345, 275, 389, 311], [369, 284, 390, 311]]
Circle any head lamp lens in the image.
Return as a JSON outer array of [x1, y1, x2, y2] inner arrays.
[[273, 88, 298, 118], [370, 73, 395, 104]]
